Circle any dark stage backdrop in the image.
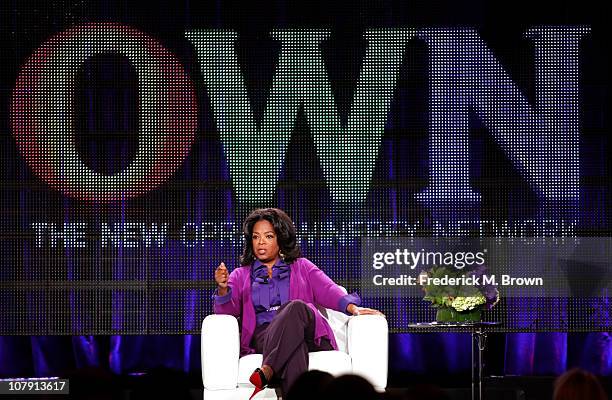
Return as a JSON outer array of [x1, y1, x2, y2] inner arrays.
[[0, 0, 610, 377]]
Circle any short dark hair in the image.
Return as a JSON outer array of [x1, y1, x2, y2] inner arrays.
[[240, 208, 302, 265]]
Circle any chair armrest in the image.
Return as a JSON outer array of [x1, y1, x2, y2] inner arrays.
[[347, 315, 388, 390], [201, 314, 240, 390]]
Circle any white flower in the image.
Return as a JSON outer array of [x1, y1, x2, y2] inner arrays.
[[451, 295, 486, 312]]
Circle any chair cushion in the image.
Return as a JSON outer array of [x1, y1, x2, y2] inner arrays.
[[237, 351, 352, 384], [324, 309, 350, 353], [308, 350, 352, 376], [238, 354, 263, 384]]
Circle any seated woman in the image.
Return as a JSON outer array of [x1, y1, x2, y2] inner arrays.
[[213, 208, 382, 398]]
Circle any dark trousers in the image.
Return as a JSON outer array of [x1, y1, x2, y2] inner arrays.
[[251, 300, 334, 395]]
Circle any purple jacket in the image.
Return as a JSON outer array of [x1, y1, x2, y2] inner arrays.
[[213, 257, 360, 356]]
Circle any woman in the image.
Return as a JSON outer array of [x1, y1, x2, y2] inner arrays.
[[213, 208, 382, 398]]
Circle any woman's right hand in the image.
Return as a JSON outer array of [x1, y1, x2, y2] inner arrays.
[[215, 262, 229, 295]]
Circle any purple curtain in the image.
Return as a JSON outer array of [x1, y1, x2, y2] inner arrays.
[[1, 332, 611, 378]]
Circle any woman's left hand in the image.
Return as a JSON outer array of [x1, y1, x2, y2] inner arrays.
[[347, 304, 385, 317]]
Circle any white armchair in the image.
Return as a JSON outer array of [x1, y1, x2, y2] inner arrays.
[[201, 308, 388, 399]]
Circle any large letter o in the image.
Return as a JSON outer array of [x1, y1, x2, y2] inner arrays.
[[11, 23, 197, 201]]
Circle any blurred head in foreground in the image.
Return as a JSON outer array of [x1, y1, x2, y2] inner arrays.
[[553, 368, 607, 400]]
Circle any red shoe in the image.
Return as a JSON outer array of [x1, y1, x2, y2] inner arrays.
[[248, 368, 269, 400]]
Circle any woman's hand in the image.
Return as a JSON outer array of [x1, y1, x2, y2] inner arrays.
[[215, 262, 229, 295], [346, 304, 384, 317]]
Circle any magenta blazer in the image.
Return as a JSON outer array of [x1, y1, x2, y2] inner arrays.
[[213, 257, 359, 356]]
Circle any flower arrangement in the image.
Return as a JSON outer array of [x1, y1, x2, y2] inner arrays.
[[420, 264, 499, 322]]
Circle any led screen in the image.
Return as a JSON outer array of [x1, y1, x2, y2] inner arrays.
[[0, 0, 609, 333]]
